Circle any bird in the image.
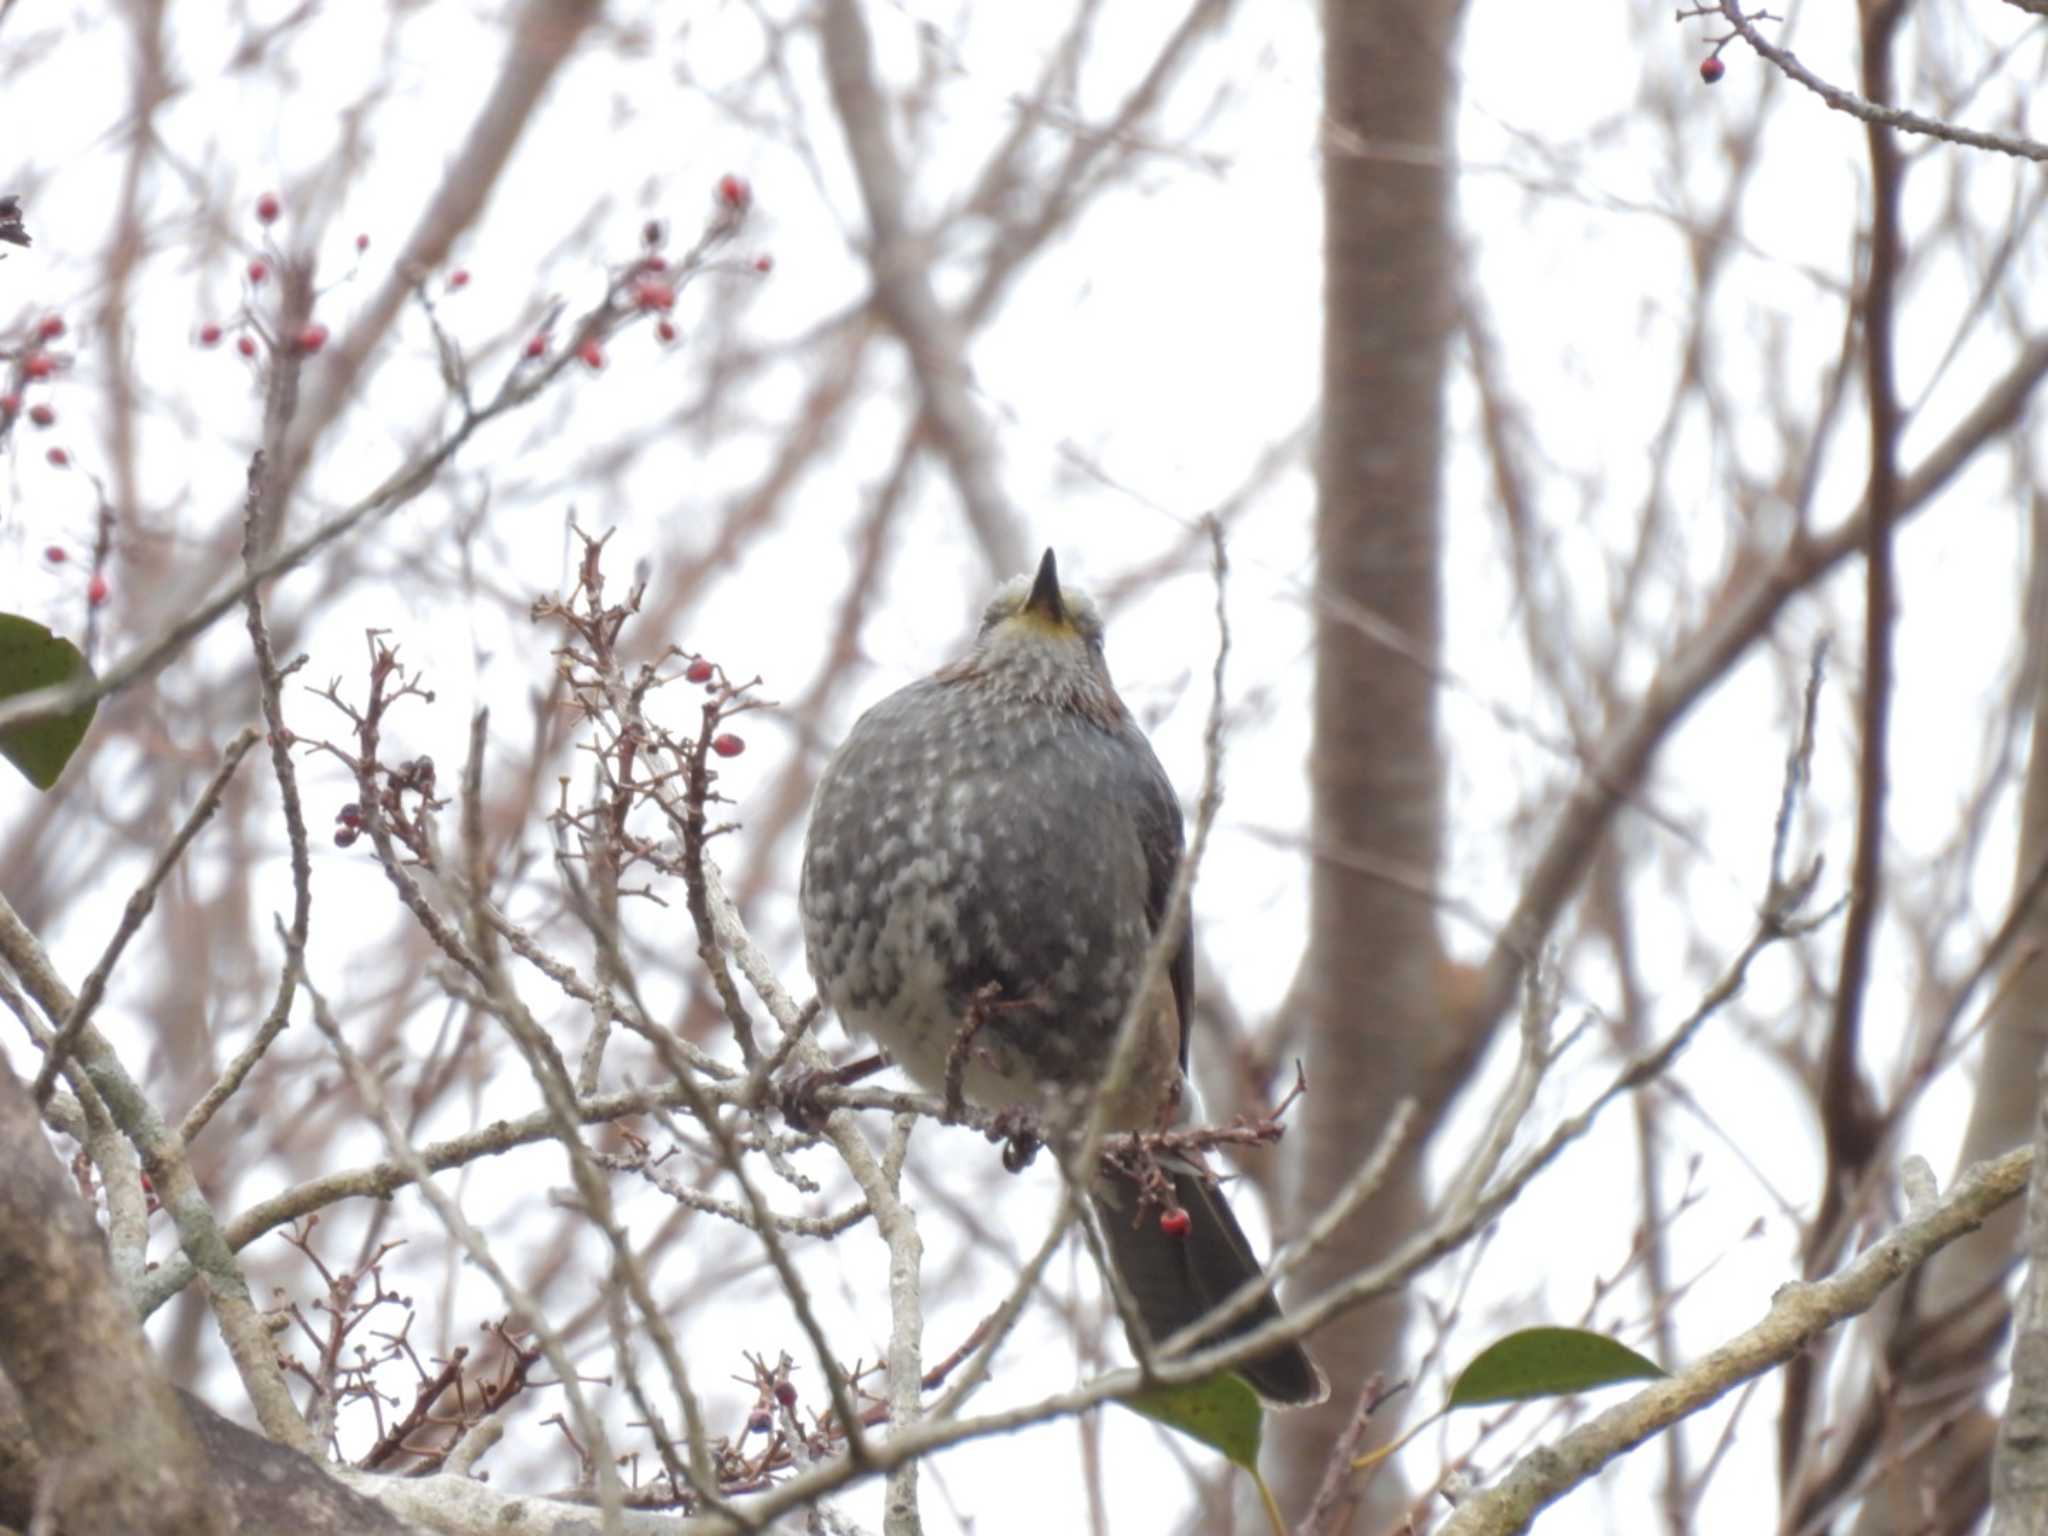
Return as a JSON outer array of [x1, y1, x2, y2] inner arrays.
[[799, 548, 1324, 1406]]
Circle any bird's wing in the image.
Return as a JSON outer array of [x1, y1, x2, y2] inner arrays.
[[1125, 731, 1194, 1074]]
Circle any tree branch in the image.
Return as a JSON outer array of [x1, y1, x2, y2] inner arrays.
[[1439, 1147, 2032, 1536]]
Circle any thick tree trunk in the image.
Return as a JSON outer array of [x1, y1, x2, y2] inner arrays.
[[0, 1057, 228, 1536], [1840, 504, 2048, 1534], [1272, 0, 1466, 1521]]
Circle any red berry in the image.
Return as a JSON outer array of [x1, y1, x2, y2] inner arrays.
[[1159, 1206, 1191, 1238], [37, 315, 64, 340], [0, 395, 15, 415], [46, 447, 68, 468], [198, 324, 223, 347], [639, 254, 668, 273], [716, 174, 751, 212], [753, 254, 774, 274], [256, 192, 280, 224], [524, 334, 548, 360], [296, 323, 329, 354], [86, 572, 108, 604], [43, 545, 65, 563], [334, 827, 358, 848], [634, 280, 675, 311], [1700, 55, 1725, 84], [248, 259, 268, 284], [642, 219, 664, 248], [237, 335, 257, 358], [772, 1379, 797, 1408], [685, 659, 713, 684], [448, 268, 470, 290], [655, 319, 677, 344], [23, 353, 52, 380], [746, 1410, 772, 1434], [28, 404, 53, 427], [337, 802, 363, 827], [578, 339, 604, 370], [356, 232, 370, 252], [711, 733, 745, 758]]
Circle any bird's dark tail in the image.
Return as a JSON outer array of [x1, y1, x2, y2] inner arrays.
[[1091, 1161, 1326, 1407]]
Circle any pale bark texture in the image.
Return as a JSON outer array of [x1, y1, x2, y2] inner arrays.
[[1272, 0, 1468, 1520], [1994, 1070, 2048, 1536], [0, 1056, 227, 1536]]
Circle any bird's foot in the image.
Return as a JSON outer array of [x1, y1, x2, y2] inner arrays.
[[776, 1053, 886, 1132], [986, 1107, 1043, 1172]]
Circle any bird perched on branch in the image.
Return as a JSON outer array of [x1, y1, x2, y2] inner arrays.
[[800, 549, 1323, 1406]]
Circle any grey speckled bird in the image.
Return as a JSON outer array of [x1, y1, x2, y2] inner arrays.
[[800, 550, 1323, 1406]]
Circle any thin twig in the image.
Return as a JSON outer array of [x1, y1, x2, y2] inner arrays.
[[1712, 1, 2048, 162], [34, 728, 262, 1104]]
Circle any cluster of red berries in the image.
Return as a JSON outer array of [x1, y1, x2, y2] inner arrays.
[[42, 546, 108, 602], [191, 195, 336, 357], [198, 324, 325, 356], [512, 176, 769, 366], [9, 316, 71, 466], [333, 802, 364, 848], [636, 228, 681, 338], [633, 275, 680, 344], [715, 179, 776, 273], [683, 656, 745, 756]]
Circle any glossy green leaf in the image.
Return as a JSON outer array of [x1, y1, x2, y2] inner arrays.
[[1449, 1327, 1666, 1409], [1120, 1374, 1288, 1532], [1118, 1372, 1264, 1468], [0, 614, 96, 790]]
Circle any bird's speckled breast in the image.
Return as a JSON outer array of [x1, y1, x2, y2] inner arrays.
[[800, 675, 1183, 1124]]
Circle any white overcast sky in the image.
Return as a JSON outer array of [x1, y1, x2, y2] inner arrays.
[[5, 0, 2046, 1531]]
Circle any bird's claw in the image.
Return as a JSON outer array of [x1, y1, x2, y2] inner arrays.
[[987, 1107, 1042, 1172], [775, 1052, 887, 1132], [776, 1067, 833, 1134]]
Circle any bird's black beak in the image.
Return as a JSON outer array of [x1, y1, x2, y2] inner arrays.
[[1024, 548, 1065, 623]]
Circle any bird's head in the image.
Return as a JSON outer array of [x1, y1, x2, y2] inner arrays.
[[947, 549, 1123, 718]]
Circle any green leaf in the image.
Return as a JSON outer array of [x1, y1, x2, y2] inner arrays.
[[1120, 1376, 1288, 1533], [1449, 1327, 1667, 1409], [1118, 1372, 1264, 1469], [0, 614, 97, 790]]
